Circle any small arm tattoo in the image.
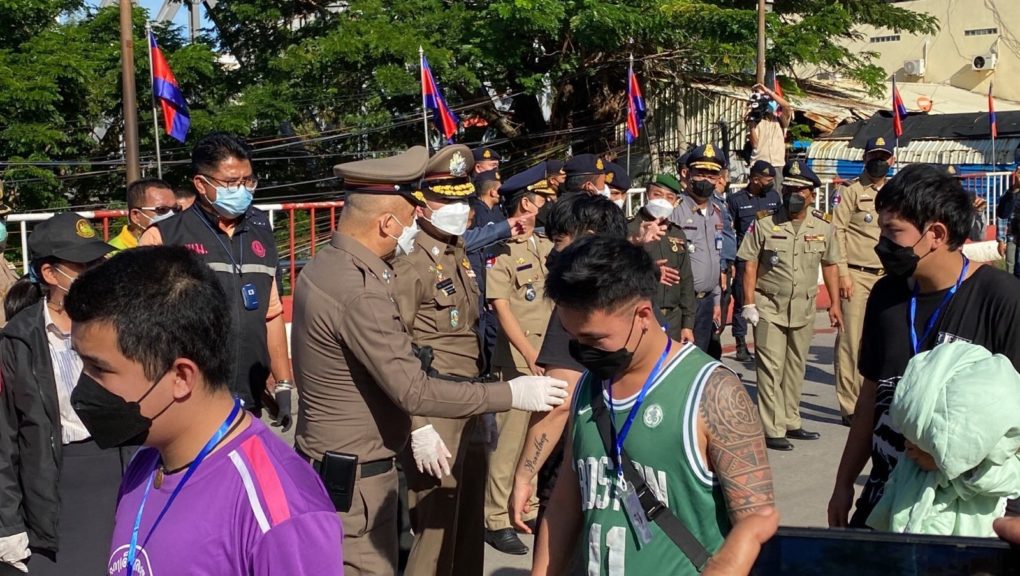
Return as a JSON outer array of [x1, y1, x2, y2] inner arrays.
[[523, 432, 549, 475], [699, 367, 775, 519]]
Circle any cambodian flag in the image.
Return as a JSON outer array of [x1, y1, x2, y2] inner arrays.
[[989, 82, 998, 139], [421, 52, 459, 143], [149, 31, 190, 143], [892, 76, 908, 138], [625, 62, 646, 145]]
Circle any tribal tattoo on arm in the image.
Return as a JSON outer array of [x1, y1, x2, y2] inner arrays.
[[699, 367, 775, 522]]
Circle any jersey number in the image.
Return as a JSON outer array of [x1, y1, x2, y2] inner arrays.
[[588, 523, 626, 576]]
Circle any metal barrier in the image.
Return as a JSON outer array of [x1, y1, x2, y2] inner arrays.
[[6, 201, 345, 294]]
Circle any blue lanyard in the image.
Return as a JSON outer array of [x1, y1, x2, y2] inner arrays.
[[909, 257, 969, 355], [194, 209, 244, 274], [606, 338, 672, 477], [126, 399, 242, 576]]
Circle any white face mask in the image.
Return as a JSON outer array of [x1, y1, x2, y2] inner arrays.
[[137, 210, 174, 228], [598, 185, 612, 198], [644, 198, 675, 220], [613, 198, 625, 209], [427, 202, 471, 237], [387, 214, 419, 256]]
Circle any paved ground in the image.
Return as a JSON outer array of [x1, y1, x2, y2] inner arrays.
[[478, 312, 868, 575], [272, 311, 864, 575]]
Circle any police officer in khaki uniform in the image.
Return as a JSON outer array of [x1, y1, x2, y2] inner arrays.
[[628, 173, 696, 343], [482, 163, 556, 555], [738, 159, 843, 451], [831, 137, 894, 425], [292, 145, 567, 576], [392, 145, 497, 576]]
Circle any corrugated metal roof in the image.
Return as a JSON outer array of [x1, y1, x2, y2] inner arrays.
[[808, 137, 1020, 165]]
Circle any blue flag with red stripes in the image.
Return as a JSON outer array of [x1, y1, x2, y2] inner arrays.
[[421, 53, 459, 143], [892, 76, 907, 138], [149, 31, 190, 143], [625, 62, 646, 145], [989, 82, 998, 139]]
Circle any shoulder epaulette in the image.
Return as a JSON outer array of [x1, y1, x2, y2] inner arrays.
[[812, 209, 831, 223], [756, 210, 770, 220]]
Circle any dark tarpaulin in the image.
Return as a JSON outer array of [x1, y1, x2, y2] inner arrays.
[[830, 110, 1020, 149]]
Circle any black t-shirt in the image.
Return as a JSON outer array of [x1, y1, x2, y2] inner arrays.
[[537, 307, 584, 371], [853, 263, 1020, 525]]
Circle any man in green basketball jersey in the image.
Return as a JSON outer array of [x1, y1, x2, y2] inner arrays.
[[532, 235, 775, 575]]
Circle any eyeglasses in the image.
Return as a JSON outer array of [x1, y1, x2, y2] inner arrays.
[[200, 174, 259, 191], [137, 205, 179, 215]]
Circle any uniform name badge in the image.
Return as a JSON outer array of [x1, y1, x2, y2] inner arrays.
[[618, 476, 654, 547], [524, 283, 536, 301]]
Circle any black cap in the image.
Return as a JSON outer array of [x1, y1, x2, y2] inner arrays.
[[29, 212, 114, 263], [749, 160, 776, 177], [473, 169, 501, 185], [864, 137, 894, 156], [501, 164, 556, 202], [545, 159, 565, 177], [685, 144, 725, 173], [563, 154, 606, 177], [472, 147, 502, 162], [782, 159, 822, 189], [945, 164, 963, 178], [604, 162, 631, 191]]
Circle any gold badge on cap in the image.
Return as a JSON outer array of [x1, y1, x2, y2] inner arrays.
[[483, 149, 492, 159], [947, 166, 957, 175], [495, 171, 501, 180], [875, 137, 885, 146], [704, 144, 716, 158], [606, 172, 614, 184], [75, 219, 96, 239], [449, 152, 467, 177], [595, 158, 604, 170], [790, 162, 801, 176]]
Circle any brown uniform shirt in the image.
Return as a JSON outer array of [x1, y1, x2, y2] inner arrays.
[[486, 233, 554, 372], [832, 174, 883, 275], [292, 233, 511, 463], [393, 231, 482, 378], [737, 209, 842, 328], [0, 262, 18, 325]]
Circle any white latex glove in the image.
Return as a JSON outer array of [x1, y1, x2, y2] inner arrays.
[[481, 413, 499, 453], [508, 376, 568, 412], [0, 532, 29, 573], [741, 304, 760, 327], [410, 424, 452, 479]]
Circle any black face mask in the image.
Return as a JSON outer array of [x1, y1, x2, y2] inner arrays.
[[874, 234, 927, 278], [759, 182, 775, 195], [567, 314, 643, 381], [545, 247, 561, 271], [690, 180, 715, 199], [865, 159, 891, 180], [536, 201, 554, 229], [783, 191, 807, 215], [71, 373, 169, 449]]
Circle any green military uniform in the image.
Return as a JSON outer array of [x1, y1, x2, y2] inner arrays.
[[627, 212, 696, 339], [831, 142, 888, 420], [392, 145, 487, 576], [738, 206, 842, 439], [483, 232, 554, 532], [571, 344, 731, 575]]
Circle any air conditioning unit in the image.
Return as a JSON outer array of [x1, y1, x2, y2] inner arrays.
[[903, 58, 926, 76], [972, 53, 998, 71]]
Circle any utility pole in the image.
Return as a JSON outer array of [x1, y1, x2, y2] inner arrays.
[[756, 0, 766, 85], [120, 0, 141, 184]]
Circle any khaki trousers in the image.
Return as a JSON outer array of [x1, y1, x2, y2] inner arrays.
[[754, 317, 814, 438], [402, 415, 486, 576], [340, 467, 400, 576], [483, 367, 539, 531], [834, 268, 880, 418]]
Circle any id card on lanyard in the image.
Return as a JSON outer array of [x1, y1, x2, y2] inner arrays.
[[195, 212, 259, 311], [909, 257, 969, 355], [605, 338, 672, 547]]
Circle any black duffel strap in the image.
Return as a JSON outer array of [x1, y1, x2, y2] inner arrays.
[[589, 380, 712, 572]]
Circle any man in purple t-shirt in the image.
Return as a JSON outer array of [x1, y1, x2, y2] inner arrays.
[[64, 245, 343, 575]]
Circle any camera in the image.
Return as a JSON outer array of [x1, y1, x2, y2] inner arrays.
[[747, 91, 773, 122]]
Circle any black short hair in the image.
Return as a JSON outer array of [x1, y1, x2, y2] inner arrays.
[[544, 193, 628, 240], [191, 132, 253, 177], [564, 174, 600, 194], [506, 192, 539, 216], [65, 246, 233, 389], [546, 235, 658, 313], [4, 277, 42, 321], [126, 178, 173, 209], [875, 163, 972, 249]]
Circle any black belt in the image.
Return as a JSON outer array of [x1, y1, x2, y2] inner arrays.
[[297, 449, 394, 479], [848, 264, 885, 276]]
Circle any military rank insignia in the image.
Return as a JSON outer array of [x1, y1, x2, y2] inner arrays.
[[436, 277, 456, 296]]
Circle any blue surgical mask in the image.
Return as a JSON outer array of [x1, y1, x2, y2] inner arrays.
[[202, 177, 253, 219], [0, 220, 8, 245]]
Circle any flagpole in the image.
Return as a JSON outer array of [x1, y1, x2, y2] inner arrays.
[[145, 23, 163, 179], [419, 46, 430, 152], [990, 82, 997, 171]]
